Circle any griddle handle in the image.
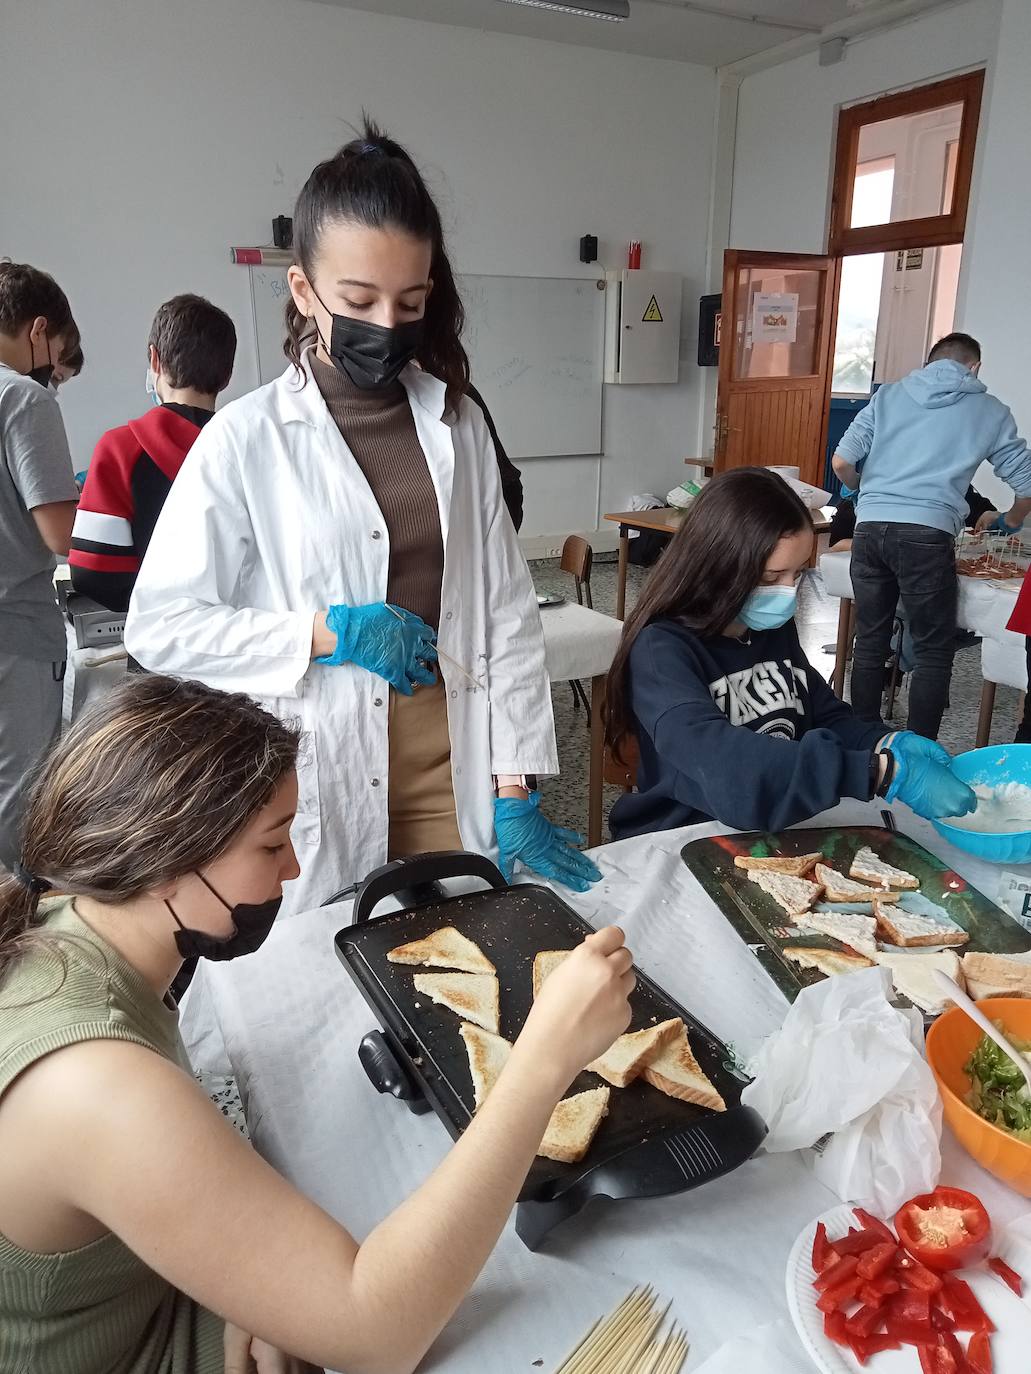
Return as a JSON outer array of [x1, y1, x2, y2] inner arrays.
[[350, 850, 508, 925]]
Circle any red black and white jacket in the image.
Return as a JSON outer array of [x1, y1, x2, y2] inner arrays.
[[69, 404, 214, 612]]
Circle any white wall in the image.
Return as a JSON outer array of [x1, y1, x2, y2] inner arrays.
[[959, 0, 1031, 509], [0, 0, 715, 541], [729, 0, 1001, 254]]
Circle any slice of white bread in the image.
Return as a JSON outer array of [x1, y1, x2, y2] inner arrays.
[[812, 864, 894, 905], [388, 926, 495, 974], [785, 946, 874, 976], [750, 870, 824, 915], [962, 950, 1031, 1000], [734, 852, 821, 878], [641, 1023, 726, 1111], [413, 972, 500, 1033], [538, 1087, 610, 1163], [459, 1023, 513, 1110], [800, 909, 878, 959], [849, 847, 920, 891], [587, 1017, 683, 1088], [873, 897, 969, 949], [874, 948, 963, 1015], [532, 949, 572, 999]]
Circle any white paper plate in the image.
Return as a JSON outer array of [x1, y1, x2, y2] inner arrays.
[[785, 1203, 1031, 1374]]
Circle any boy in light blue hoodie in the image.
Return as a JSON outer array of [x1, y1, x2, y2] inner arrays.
[[832, 332, 1031, 740]]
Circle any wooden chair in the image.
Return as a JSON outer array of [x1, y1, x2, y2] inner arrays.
[[561, 535, 594, 715], [561, 535, 594, 609], [604, 734, 639, 793]]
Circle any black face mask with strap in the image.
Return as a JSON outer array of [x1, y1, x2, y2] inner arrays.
[[166, 871, 282, 962], [311, 285, 423, 390], [28, 333, 54, 390]]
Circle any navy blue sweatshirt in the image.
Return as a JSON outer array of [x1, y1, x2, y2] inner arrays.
[[609, 617, 887, 840]]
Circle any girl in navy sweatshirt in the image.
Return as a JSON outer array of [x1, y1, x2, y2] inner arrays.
[[605, 468, 975, 840]]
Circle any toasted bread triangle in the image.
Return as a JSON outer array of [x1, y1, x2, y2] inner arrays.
[[460, 1023, 512, 1110], [785, 945, 874, 976], [641, 1024, 726, 1111], [734, 852, 820, 877], [413, 972, 500, 1033], [538, 1087, 610, 1163], [388, 926, 495, 974], [532, 949, 572, 999], [849, 847, 920, 891], [587, 1018, 682, 1088]]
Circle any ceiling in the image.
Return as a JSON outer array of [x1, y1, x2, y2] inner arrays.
[[312, 0, 946, 68]]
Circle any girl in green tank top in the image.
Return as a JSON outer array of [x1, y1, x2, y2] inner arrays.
[[0, 663, 633, 1374]]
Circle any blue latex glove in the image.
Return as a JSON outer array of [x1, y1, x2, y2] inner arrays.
[[884, 730, 976, 820], [493, 792, 603, 893], [989, 512, 1023, 534], [316, 603, 437, 695]]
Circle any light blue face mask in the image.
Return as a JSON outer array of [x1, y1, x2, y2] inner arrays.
[[145, 366, 161, 406], [739, 584, 798, 632]]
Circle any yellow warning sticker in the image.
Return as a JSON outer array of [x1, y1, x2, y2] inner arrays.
[[642, 295, 663, 323]]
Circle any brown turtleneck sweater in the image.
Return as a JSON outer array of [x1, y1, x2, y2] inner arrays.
[[312, 354, 444, 630]]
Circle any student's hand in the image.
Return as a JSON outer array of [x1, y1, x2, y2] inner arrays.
[[493, 792, 603, 892], [517, 926, 634, 1086], [314, 603, 437, 694], [976, 509, 1023, 534], [884, 731, 976, 819], [224, 1324, 322, 1374]]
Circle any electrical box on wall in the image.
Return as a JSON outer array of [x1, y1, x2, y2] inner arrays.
[[604, 270, 682, 384]]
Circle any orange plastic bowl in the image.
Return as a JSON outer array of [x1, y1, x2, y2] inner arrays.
[[926, 998, 1031, 1197]]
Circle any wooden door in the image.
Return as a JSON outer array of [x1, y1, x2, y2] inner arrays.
[[715, 250, 838, 488]]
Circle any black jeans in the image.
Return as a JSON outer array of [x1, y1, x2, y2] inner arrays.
[[850, 522, 958, 739]]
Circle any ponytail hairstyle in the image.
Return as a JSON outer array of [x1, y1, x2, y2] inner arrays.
[[604, 468, 814, 763], [0, 675, 300, 986], [285, 116, 470, 412]]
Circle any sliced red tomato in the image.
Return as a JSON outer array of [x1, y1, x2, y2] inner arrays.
[[812, 1221, 838, 1274], [845, 1304, 884, 1339], [987, 1255, 1024, 1297], [896, 1188, 992, 1273], [824, 1310, 849, 1347], [835, 1228, 888, 1257], [854, 1207, 897, 1243], [860, 1277, 900, 1309], [815, 1254, 860, 1292], [939, 1277, 995, 1334], [885, 1290, 933, 1346], [857, 1242, 898, 1280], [897, 1252, 944, 1293], [917, 1333, 964, 1374], [816, 1273, 864, 1314], [967, 1330, 994, 1374]]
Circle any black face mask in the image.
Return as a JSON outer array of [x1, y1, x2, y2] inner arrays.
[[28, 334, 54, 390], [311, 285, 423, 390], [166, 870, 282, 962]]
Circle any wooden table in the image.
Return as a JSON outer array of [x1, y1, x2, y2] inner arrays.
[[605, 505, 834, 620]]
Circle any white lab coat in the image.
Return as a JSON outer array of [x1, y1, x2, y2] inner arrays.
[[125, 350, 557, 914]]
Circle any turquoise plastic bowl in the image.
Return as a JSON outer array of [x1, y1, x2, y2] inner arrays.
[[932, 744, 1031, 864]]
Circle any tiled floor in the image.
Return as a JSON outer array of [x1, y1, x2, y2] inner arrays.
[[530, 553, 1024, 839]]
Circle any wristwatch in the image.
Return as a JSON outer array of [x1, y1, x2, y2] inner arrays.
[[493, 774, 537, 795], [873, 750, 896, 799]]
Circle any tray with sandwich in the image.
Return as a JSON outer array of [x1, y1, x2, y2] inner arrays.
[[334, 851, 765, 1249], [682, 827, 1031, 1015]]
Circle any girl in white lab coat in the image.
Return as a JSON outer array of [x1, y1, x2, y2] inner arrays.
[[126, 121, 600, 913]]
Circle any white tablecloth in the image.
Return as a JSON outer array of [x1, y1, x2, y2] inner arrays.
[[540, 600, 622, 684], [181, 802, 1031, 1373], [819, 550, 1022, 645]]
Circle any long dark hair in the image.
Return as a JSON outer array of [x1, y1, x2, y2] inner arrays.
[[0, 676, 299, 986], [604, 468, 814, 759], [285, 117, 470, 411]]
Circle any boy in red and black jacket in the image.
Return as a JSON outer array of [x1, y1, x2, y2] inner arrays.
[[69, 294, 236, 611]]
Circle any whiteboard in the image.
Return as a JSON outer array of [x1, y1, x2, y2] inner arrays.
[[247, 268, 604, 459]]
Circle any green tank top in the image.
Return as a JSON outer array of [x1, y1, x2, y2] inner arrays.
[[0, 896, 225, 1374]]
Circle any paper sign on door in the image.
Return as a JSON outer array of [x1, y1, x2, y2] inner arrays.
[[752, 291, 799, 344]]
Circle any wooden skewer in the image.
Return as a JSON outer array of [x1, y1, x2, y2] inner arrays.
[[568, 1293, 654, 1374], [555, 1289, 651, 1374], [553, 1288, 688, 1374]]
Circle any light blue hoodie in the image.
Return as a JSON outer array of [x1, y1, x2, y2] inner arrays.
[[838, 358, 1031, 535]]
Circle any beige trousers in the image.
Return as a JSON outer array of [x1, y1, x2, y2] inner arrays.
[[387, 678, 463, 860]]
